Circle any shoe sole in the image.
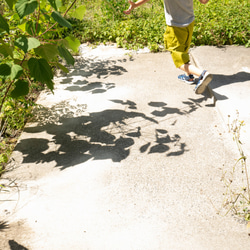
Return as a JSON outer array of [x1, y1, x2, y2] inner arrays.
[[195, 73, 213, 94], [178, 79, 195, 85]]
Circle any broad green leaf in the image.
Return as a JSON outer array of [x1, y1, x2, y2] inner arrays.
[[51, 11, 72, 29], [10, 64, 23, 80], [56, 62, 69, 73], [27, 37, 41, 50], [4, 0, 18, 9], [0, 64, 11, 78], [70, 5, 86, 20], [44, 79, 54, 91], [34, 44, 59, 61], [0, 44, 13, 58], [4, 0, 16, 9], [11, 80, 29, 98], [15, 36, 40, 53], [28, 58, 53, 86], [64, 36, 80, 53], [15, 36, 28, 52], [15, 0, 38, 19], [0, 14, 9, 34], [58, 45, 74, 65]]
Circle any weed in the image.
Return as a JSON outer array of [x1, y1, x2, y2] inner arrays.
[[221, 111, 250, 221]]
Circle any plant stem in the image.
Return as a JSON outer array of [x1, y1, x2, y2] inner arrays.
[[63, 0, 78, 16], [36, 0, 41, 34], [37, 0, 78, 38], [0, 81, 13, 115], [235, 126, 250, 201]]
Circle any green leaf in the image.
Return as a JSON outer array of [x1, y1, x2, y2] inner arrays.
[[28, 58, 54, 89], [4, 0, 16, 9], [51, 11, 72, 29], [0, 44, 13, 58], [15, 0, 38, 19], [18, 22, 26, 32], [64, 36, 80, 53], [34, 44, 59, 61], [27, 37, 41, 50], [0, 14, 9, 34], [44, 79, 54, 91], [55, 0, 62, 9], [15, 36, 28, 52], [70, 5, 86, 20], [10, 64, 23, 80], [56, 62, 69, 73], [15, 36, 40, 53], [48, 0, 57, 10], [0, 64, 11, 78], [0, 153, 8, 164], [11, 80, 29, 98], [58, 45, 74, 65]]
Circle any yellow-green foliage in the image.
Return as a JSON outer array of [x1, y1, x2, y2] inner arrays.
[[64, 0, 250, 49]]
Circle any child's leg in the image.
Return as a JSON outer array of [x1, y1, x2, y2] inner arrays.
[[179, 63, 203, 77], [164, 22, 212, 94], [164, 21, 202, 77]]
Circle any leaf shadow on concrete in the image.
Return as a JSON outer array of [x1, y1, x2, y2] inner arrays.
[[13, 97, 205, 170], [9, 240, 29, 250], [0, 221, 9, 231], [55, 57, 129, 94]]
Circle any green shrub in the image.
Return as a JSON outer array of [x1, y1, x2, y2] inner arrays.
[[65, 0, 250, 49], [193, 0, 250, 46], [0, 0, 83, 175]]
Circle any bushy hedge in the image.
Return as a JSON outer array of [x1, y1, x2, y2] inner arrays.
[[193, 0, 250, 47]]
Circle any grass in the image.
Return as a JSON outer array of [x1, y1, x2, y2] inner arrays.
[[63, 0, 250, 51]]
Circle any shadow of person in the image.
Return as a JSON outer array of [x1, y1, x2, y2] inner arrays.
[[211, 72, 250, 89], [208, 71, 250, 101]]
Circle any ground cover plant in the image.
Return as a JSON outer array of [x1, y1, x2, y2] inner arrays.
[[64, 0, 250, 50]]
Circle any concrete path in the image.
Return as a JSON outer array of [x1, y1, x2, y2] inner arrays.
[[1, 45, 250, 249]]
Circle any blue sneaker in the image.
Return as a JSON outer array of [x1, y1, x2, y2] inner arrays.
[[178, 74, 195, 85], [194, 70, 213, 94]]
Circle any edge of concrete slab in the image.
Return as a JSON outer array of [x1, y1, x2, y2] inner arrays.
[[190, 46, 250, 157]]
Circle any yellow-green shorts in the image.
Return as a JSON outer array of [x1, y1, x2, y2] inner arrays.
[[164, 21, 194, 68]]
